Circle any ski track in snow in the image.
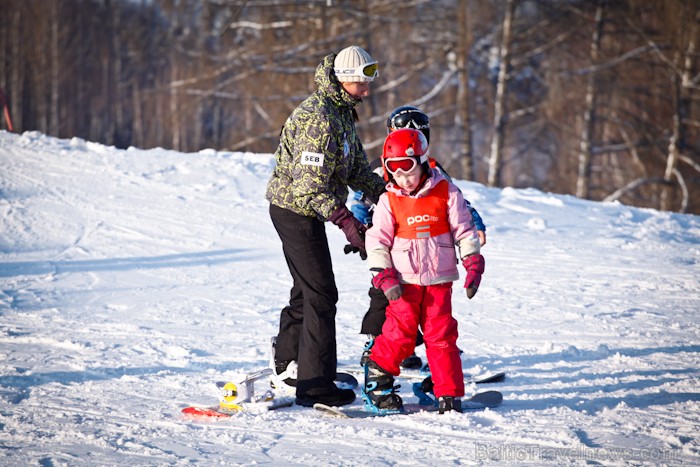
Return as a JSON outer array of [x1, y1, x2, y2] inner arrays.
[[1, 130, 699, 466]]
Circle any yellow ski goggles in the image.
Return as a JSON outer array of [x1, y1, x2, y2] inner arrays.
[[335, 62, 379, 80]]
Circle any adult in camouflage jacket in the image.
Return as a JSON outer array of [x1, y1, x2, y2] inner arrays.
[[266, 45, 385, 407]]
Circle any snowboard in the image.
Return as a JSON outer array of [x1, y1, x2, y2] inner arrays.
[[337, 365, 505, 385], [406, 370, 506, 385], [334, 372, 360, 389], [313, 390, 503, 419]]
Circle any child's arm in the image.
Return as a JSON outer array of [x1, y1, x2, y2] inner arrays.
[[349, 190, 373, 225], [465, 200, 486, 246], [365, 195, 403, 301], [435, 159, 486, 245], [446, 184, 485, 298], [446, 186, 481, 259], [364, 194, 395, 271]]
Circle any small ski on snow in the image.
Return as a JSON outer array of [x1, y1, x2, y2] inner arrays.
[[182, 397, 295, 420], [313, 391, 503, 419], [182, 368, 295, 420], [182, 406, 233, 419]]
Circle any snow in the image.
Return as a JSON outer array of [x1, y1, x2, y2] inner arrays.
[[1, 129, 698, 466]]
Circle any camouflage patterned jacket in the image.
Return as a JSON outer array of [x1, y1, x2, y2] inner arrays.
[[265, 53, 385, 220]]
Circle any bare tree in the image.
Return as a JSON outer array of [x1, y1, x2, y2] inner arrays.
[[455, 0, 474, 180], [576, 0, 605, 199], [1, 0, 698, 213], [49, 0, 60, 136], [661, 3, 698, 212], [10, 2, 22, 131], [487, 0, 515, 187]]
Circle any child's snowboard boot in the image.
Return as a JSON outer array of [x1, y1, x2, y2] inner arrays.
[[399, 353, 423, 369], [362, 360, 403, 413], [438, 396, 462, 414]]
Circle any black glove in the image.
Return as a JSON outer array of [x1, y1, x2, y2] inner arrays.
[[344, 244, 368, 260], [329, 206, 367, 258]]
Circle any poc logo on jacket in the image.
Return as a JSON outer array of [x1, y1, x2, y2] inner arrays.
[[388, 180, 451, 239], [406, 214, 440, 225]]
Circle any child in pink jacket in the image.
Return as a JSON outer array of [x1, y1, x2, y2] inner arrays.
[[362, 128, 485, 414]]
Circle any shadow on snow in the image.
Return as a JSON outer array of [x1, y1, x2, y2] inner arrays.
[[0, 248, 262, 278]]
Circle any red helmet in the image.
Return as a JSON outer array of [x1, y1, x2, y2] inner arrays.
[[381, 128, 429, 181]]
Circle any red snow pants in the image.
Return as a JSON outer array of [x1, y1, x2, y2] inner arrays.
[[369, 282, 464, 398]]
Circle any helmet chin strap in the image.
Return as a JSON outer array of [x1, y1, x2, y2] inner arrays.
[[409, 172, 429, 196]]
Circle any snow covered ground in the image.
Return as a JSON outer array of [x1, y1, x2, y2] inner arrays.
[[1, 130, 698, 466]]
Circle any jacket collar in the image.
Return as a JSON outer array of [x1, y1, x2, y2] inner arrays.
[[315, 54, 361, 109]]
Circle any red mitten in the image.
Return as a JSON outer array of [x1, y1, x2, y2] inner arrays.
[[462, 254, 485, 299], [372, 267, 403, 301]]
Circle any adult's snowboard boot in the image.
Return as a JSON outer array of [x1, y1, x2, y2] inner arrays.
[[270, 337, 297, 394], [295, 384, 356, 408]]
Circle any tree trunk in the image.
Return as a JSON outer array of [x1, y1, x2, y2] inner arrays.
[[50, 0, 60, 137], [132, 84, 143, 148], [10, 6, 22, 131], [576, 1, 604, 199], [170, 61, 180, 151], [37, 12, 49, 134], [487, 0, 515, 187], [456, 0, 474, 181], [111, 8, 125, 147], [661, 6, 697, 212]]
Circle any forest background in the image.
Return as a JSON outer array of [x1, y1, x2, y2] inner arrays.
[[0, 0, 698, 214]]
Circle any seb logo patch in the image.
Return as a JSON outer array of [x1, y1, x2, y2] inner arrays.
[[301, 151, 324, 167]]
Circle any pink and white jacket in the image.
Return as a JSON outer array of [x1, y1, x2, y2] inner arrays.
[[366, 169, 481, 286]]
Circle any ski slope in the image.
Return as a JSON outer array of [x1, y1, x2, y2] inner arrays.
[[1, 130, 698, 465]]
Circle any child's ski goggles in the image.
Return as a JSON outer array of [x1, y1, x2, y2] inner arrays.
[[384, 156, 421, 175], [388, 110, 429, 131]]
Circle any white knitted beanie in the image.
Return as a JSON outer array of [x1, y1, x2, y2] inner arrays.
[[333, 45, 378, 82]]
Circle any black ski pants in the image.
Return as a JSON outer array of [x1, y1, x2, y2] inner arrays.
[[269, 204, 338, 395], [360, 286, 390, 336]]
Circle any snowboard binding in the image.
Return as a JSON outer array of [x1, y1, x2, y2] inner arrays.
[[216, 368, 277, 412], [413, 375, 438, 406]]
